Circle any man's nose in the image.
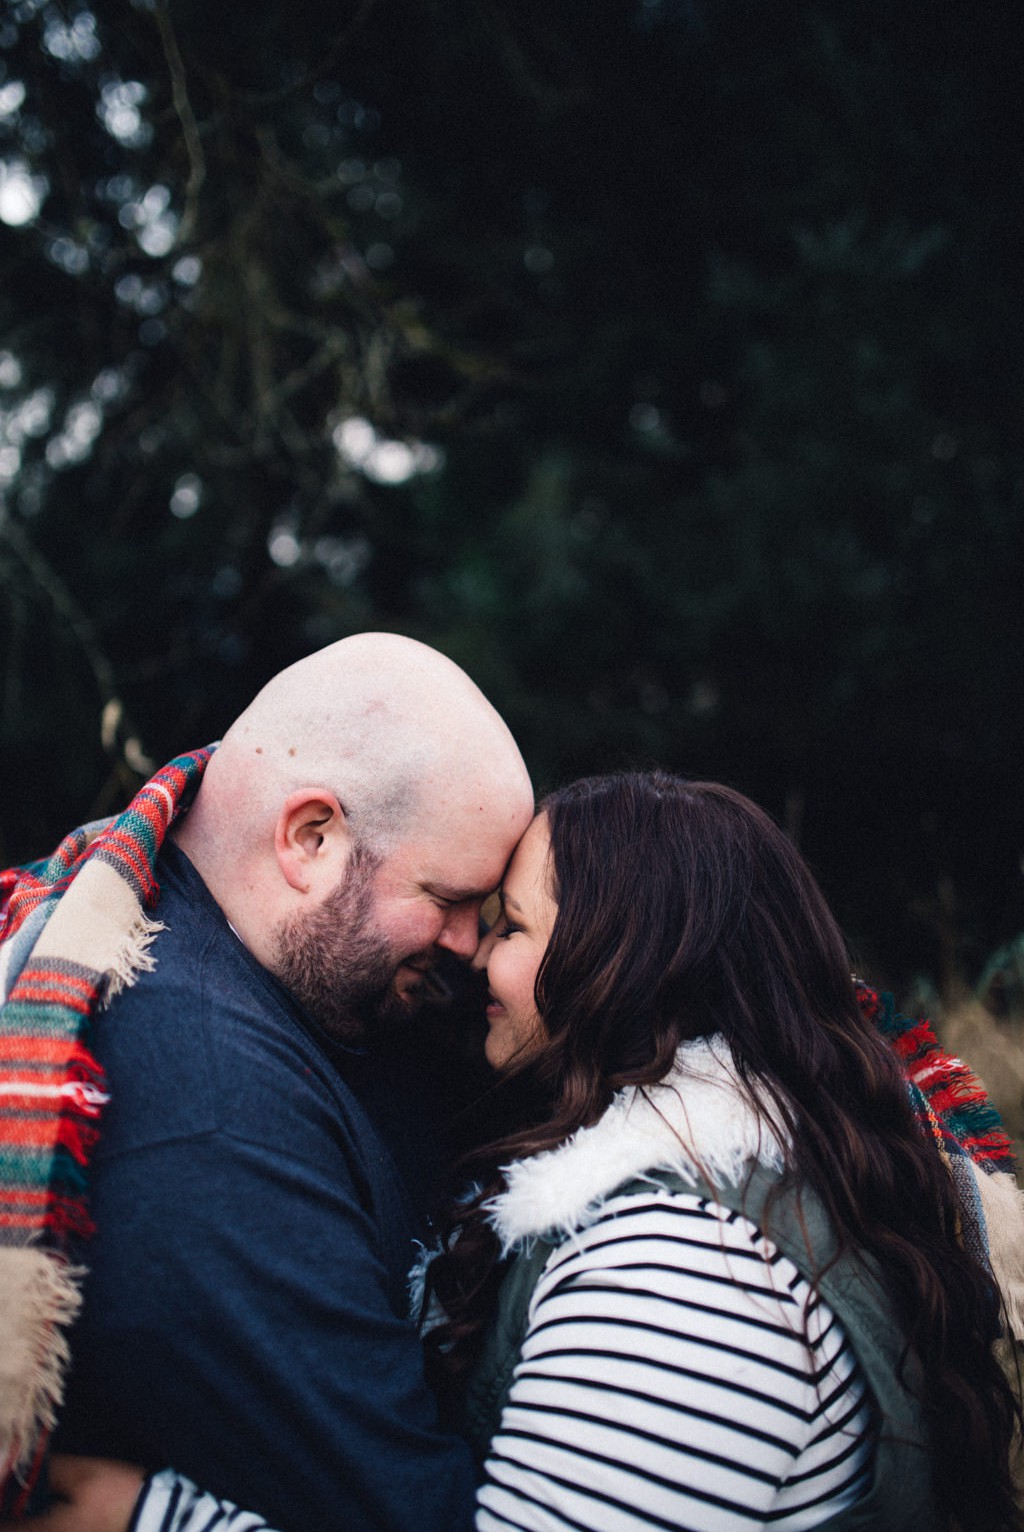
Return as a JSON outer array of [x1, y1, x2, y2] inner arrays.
[[472, 923, 497, 970], [436, 903, 481, 960]]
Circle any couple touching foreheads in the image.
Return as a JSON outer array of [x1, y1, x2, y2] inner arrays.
[[1, 634, 1021, 1532]]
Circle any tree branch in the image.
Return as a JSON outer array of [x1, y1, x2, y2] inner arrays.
[[153, 0, 206, 244], [0, 509, 152, 771]]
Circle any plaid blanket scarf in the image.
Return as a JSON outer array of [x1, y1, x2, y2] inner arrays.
[[0, 748, 213, 1515], [0, 746, 1019, 1513]]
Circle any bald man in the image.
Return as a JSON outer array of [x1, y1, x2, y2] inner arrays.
[[53, 635, 534, 1532]]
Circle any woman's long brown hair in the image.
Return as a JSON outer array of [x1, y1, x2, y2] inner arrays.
[[425, 772, 1022, 1531]]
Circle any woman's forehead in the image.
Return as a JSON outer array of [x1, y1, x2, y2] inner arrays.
[[503, 814, 552, 899]]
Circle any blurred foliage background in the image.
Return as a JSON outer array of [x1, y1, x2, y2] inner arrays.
[[0, 0, 1022, 1094]]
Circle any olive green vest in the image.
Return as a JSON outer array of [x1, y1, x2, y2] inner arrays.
[[463, 1161, 939, 1531]]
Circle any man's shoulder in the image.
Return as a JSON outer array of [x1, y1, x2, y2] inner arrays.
[[95, 859, 369, 1165]]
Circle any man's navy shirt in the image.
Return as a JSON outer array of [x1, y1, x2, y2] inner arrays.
[[57, 842, 476, 1532]]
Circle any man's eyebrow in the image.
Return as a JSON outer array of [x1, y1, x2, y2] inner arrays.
[[425, 883, 487, 903]]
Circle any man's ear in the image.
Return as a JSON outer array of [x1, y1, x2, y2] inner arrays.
[[274, 790, 351, 894]]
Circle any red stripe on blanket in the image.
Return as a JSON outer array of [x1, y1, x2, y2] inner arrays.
[[0, 1037, 100, 1065], [6, 979, 97, 1012], [0, 1193, 95, 1235], [93, 824, 158, 890]]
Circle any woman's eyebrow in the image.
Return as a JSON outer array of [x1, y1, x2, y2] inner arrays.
[[502, 891, 524, 914]]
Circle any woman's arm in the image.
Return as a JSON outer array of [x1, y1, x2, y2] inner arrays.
[[15, 1460, 274, 1532], [127, 1470, 274, 1532]]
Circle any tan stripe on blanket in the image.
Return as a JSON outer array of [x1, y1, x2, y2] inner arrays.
[[30, 859, 164, 998], [974, 1165, 1024, 1342], [0, 1246, 83, 1481]]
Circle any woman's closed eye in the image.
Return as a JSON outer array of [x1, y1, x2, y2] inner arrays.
[[494, 918, 522, 939]]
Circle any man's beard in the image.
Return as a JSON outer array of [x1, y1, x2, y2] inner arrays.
[[272, 845, 419, 1044]]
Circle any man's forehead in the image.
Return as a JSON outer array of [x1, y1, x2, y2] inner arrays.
[[382, 834, 505, 895], [432, 761, 532, 814], [391, 789, 531, 886], [428, 845, 512, 898], [412, 802, 526, 853]]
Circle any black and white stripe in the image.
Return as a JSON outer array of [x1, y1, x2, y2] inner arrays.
[[475, 1188, 873, 1532], [129, 1470, 274, 1532], [130, 1190, 873, 1532]]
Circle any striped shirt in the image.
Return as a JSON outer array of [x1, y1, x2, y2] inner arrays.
[[477, 1187, 873, 1531], [130, 1187, 874, 1532]]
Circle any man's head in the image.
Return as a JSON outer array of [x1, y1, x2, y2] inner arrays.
[[175, 633, 534, 1040]]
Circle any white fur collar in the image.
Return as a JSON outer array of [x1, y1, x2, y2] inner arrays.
[[485, 1035, 786, 1254]]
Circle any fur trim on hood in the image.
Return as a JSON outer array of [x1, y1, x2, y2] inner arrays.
[[485, 1035, 786, 1255]]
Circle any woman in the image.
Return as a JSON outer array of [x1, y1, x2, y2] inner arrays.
[[40, 774, 1023, 1530]]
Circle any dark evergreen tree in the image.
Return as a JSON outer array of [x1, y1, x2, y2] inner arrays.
[[1, 0, 1021, 986]]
